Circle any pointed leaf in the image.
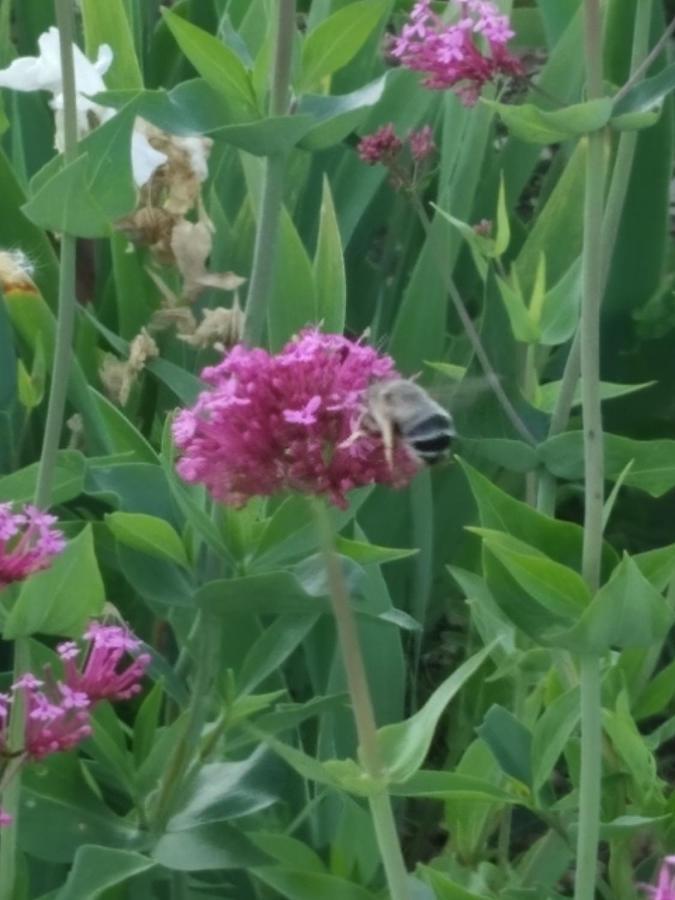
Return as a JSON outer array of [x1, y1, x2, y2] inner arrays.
[[376, 644, 494, 782]]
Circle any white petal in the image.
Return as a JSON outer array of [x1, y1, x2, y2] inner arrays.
[[0, 27, 62, 92], [173, 136, 212, 182], [0, 26, 111, 99], [131, 128, 168, 187]]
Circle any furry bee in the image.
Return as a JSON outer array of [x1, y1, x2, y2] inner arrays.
[[349, 378, 456, 468]]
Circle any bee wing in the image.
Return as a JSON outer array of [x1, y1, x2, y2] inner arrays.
[[423, 368, 497, 413]]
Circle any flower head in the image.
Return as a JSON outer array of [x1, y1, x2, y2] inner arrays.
[[7, 675, 92, 760], [640, 856, 675, 899], [57, 622, 151, 703], [0, 27, 166, 186], [0, 810, 11, 828], [409, 125, 437, 162], [357, 124, 403, 165], [0, 503, 66, 589], [172, 329, 420, 508], [390, 0, 522, 105], [0, 621, 148, 762]]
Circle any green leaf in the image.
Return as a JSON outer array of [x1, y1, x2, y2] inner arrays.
[[535, 379, 654, 414], [162, 9, 257, 117], [494, 175, 510, 257], [335, 536, 418, 566], [477, 704, 533, 788], [152, 821, 269, 871], [106, 512, 189, 568], [485, 98, 613, 144], [633, 543, 675, 593], [249, 833, 325, 874], [256, 868, 378, 900], [299, 0, 388, 92], [81, 0, 143, 90], [496, 276, 540, 343], [538, 256, 582, 346], [241, 155, 317, 349], [460, 460, 616, 573], [531, 687, 580, 791], [612, 62, 675, 125], [458, 438, 539, 474], [167, 750, 279, 830], [0, 450, 85, 505], [562, 555, 675, 654], [238, 613, 320, 696], [514, 139, 587, 296], [21, 755, 142, 863], [472, 528, 591, 619], [4, 294, 111, 454], [376, 644, 493, 782], [197, 572, 328, 617], [539, 432, 675, 497], [634, 657, 675, 721], [4, 525, 104, 638], [313, 176, 346, 333], [0, 148, 60, 308], [421, 868, 492, 900], [56, 847, 154, 900], [389, 770, 514, 804], [22, 155, 110, 238], [298, 75, 387, 150]]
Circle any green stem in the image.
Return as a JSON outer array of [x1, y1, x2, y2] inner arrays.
[[0, 5, 78, 896], [574, 2, 605, 898], [536, 0, 651, 517], [410, 195, 536, 446], [312, 501, 410, 900], [242, 0, 295, 347], [575, 655, 603, 900]]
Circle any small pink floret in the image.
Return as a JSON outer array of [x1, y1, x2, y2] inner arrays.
[[172, 328, 420, 508], [0, 502, 65, 589], [357, 124, 403, 165], [0, 810, 11, 827], [390, 0, 522, 105]]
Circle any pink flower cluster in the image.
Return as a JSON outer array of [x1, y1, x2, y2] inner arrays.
[[358, 124, 436, 167], [390, 0, 522, 105], [0, 503, 65, 589], [0, 623, 150, 761], [172, 329, 420, 508], [641, 856, 675, 900]]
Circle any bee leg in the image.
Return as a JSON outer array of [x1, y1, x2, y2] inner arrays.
[[368, 407, 394, 469]]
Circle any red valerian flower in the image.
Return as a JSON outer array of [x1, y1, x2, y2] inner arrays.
[[172, 329, 420, 508], [0, 503, 65, 589], [357, 123, 403, 165], [57, 622, 151, 703], [0, 622, 149, 761], [390, 0, 522, 105]]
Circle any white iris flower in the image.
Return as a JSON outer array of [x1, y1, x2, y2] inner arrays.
[[0, 27, 167, 187]]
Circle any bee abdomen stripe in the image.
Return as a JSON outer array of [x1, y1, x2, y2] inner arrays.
[[412, 435, 452, 454], [407, 415, 452, 438]]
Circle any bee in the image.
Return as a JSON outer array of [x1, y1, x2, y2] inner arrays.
[[347, 378, 456, 468]]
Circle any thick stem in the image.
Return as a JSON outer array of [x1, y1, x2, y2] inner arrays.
[[242, 0, 295, 347], [410, 196, 536, 446], [34, 0, 79, 508], [537, 0, 651, 517], [575, 655, 603, 899], [574, 2, 606, 899], [312, 501, 410, 900], [0, 5, 78, 897]]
